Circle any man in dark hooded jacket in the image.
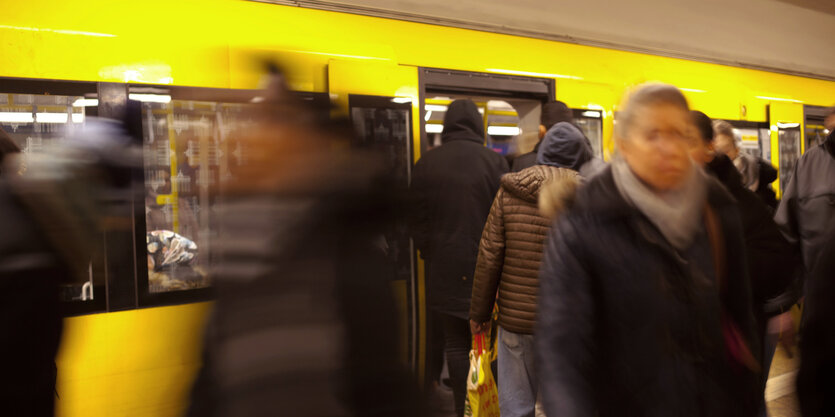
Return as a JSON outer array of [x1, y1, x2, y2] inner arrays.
[[410, 99, 508, 417], [512, 101, 573, 172]]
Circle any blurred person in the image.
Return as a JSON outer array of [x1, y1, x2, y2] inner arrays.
[[469, 121, 590, 417], [825, 105, 835, 131], [186, 70, 418, 417], [512, 101, 573, 172], [712, 120, 779, 210], [536, 83, 760, 417], [410, 99, 508, 416], [774, 124, 835, 290], [796, 235, 835, 417], [0, 121, 137, 416], [691, 111, 800, 417], [0, 128, 21, 175]]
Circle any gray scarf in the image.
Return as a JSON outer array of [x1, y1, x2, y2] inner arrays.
[[611, 156, 708, 251]]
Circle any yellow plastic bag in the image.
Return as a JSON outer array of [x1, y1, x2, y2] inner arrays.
[[464, 333, 500, 417]]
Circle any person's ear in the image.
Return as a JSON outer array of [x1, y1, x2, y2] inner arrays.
[[539, 125, 547, 140]]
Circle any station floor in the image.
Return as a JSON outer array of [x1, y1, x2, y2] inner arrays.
[[766, 343, 801, 417], [428, 343, 802, 417]]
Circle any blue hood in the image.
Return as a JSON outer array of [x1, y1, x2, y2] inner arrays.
[[536, 122, 593, 171]]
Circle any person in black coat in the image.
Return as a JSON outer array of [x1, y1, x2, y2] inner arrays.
[[410, 99, 508, 416], [536, 84, 760, 417], [691, 110, 800, 416], [796, 235, 835, 417]]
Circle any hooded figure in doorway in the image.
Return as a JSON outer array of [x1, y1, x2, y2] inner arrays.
[[410, 99, 509, 417]]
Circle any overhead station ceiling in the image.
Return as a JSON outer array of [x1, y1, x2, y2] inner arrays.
[[269, 0, 835, 80]]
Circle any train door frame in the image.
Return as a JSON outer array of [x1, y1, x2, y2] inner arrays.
[[417, 68, 556, 156], [415, 68, 554, 385], [348, 94, 416, 369]]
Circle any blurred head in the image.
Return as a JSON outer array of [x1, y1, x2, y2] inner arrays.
[[539, 101, 573, 139], [825, 106, 835, 131], [0, 127, 21, 176], [689, 110, 715, 167], [615, 83, 693, 191], [712, 120, 738, 160]]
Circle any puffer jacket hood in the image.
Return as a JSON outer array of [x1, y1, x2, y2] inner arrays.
[[500, 165, 578, 205], [441, 99, 485, 145], [536, 122, 592, 171]]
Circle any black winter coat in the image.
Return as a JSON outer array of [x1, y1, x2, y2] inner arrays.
[[0, 184, 67, 417], [796, 235, 835, 417], [536, 167, 760, 417], [410, 100, 509, 318], [706, 154, 799, 318]]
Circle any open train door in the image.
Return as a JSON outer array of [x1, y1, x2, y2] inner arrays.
[[328, 59, 423, 373]]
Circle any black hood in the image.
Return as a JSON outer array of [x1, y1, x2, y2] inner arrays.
[[536, 122, 592, 172], [441, 99, 484, 145]]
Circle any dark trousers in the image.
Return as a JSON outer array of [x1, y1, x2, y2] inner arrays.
[[426, 311, 446, 389], [441, 313, 472, 417]]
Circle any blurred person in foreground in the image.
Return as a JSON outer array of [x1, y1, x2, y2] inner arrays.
[[0, 121, 137, 416], [536, 83, 760, 417], [410, 99, 508, 416], [796, 234, 835, 417], [775, 108, 835, 280], [469, 121, 591, 417], [512, 101, 574, 172], [691, 110, 800, 417], [712, 120, 778, 210], [186, 69, 416, 417]]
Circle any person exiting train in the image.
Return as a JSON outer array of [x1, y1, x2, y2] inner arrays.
[[410, 99, 509, 417], [712, 120, 778, 210], [469, 121, 591, 417], [512, 101, 574, 172], [536, 83, 760, 417], [690, 110, 799, 417]]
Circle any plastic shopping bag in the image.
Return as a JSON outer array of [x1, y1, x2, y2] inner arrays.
[[464, 333, 500, 417]]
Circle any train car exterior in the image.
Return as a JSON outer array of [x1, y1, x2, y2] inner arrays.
[[1, 1, 834, 415]]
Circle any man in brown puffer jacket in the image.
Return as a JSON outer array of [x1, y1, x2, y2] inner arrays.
[[469, 121, 592, 417]]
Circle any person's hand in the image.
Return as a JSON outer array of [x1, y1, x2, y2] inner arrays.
[[470, 319, 490, 335], [768, 311, 796, 358]]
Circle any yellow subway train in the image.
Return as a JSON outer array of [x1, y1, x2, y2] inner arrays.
[[1, 1, 833, 416]]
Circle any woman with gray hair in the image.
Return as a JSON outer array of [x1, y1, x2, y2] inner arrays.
[[536, 83, 760, 417]]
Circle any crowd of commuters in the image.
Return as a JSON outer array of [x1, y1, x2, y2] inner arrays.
[[414, 84, 835, 417], [2, 70, 834, 417]]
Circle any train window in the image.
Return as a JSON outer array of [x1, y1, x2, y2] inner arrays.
[[139, 97, 255, 294], [0, 90, 106, 313], [804, 105, 831, 153], [135, 86, 329, 301], [572, 109, 603, 158], [777, 123, 801, 192], [423, 95, 540, 157], [349, 95, 414, 284]]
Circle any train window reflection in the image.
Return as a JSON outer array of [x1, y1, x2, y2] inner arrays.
[[141, 99, 254, 293], [0, 92, 101, 305]]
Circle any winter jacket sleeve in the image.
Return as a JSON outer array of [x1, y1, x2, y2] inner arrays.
[[774, 163, 801, 250], [469, 189, 506, 323], [536, 216, 597, 417], [737, 189, 800, 313]]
